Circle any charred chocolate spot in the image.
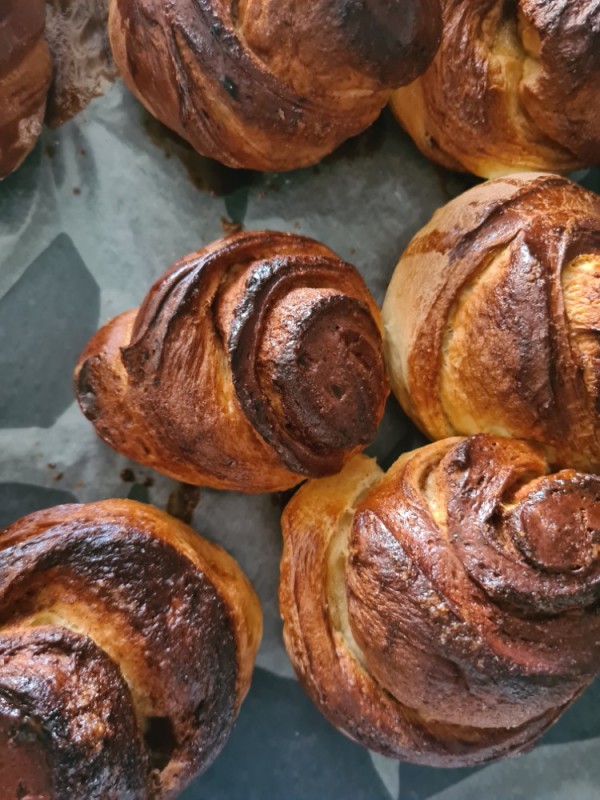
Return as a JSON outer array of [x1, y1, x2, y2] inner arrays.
[[330, 0, 442, 85], [221, 76, 238, 99]]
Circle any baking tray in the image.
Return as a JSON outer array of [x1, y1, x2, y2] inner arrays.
[[1, 82, 599, 800]]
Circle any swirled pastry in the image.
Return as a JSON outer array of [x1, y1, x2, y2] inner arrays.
[[383, 173, 600, 474], [391, 0, 600, 177], [75, 231, 388, 493], [280, 435, 600, 766], [108, 0, 442, 171], [0, 499, 261, 798], [0, 0, 52, 178]]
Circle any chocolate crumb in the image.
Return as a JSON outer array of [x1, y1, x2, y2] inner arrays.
[[220, 217, 243, 236], [167, 483, 201, 524], [120, 468, 135, 483]]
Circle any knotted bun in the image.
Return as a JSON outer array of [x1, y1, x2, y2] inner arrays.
[[75, 231, 388, 493], [280, 435, 600, 766], [108, 0, 442, 170], [0, 499, 261, 798], [383, 173, 600, 474]]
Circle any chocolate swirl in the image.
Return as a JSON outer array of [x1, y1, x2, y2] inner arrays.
[[0, 0, 52, 178], [0, 499, 262, 798], [108, 0, 441, 170], [280, 435, 600, 766], [383, 173, 600, 474], [75, 231, 388, 493], [390, 0, 600, 177]]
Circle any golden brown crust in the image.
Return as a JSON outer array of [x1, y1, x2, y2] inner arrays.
[[108, 0, 442, 171], [280, 435, 600, 766], [75, 231, 389, 493], [390, 0, 600, 177], [383, 173, 600, 474], [0, 0, 52, 179], [0, 499, 262, 798]]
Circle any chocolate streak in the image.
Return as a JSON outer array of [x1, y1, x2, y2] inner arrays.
[[109, 0, 441, 169], [0, 501, 237, 798]]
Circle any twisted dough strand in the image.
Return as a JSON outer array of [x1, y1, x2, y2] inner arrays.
[[280, 435, 600, 766], [0, 500, 261, 798]]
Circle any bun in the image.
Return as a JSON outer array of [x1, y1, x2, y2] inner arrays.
[[108, 0, 442, 170], [0, 499, 261, 798], [280, 435, 600, 766], [75, 231, 388, 493], [0, 0, 52, 178], [390, 0, 600, 177], [383, 173, 600, 474]]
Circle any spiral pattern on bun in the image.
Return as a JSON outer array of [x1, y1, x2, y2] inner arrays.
[[75, 231, 388, 493], [280, 435, 600, 766], [108, 0, 442, 170], [0, 499, 261, 798]]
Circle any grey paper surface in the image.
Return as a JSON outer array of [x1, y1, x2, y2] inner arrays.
[[0, 81, 599, 800]]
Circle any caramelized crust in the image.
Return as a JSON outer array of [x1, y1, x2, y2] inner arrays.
[[383, 173, 600, 474], [0, 500, 262, 798], [108, 0, 442, 170], [0, 0, 52, 178], [280, 435, 600, 766], [75, 231, 388, 493], [391, 0, 600, 177]]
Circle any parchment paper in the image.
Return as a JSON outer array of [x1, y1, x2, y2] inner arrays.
[[1, 81, 598, 800]]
